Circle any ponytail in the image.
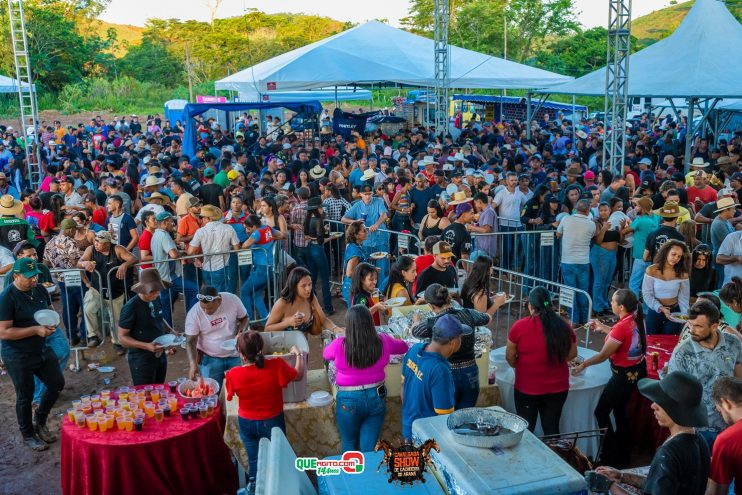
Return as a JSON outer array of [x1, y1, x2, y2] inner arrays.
[[614, 289, 646, 354], [528, 286, 571, 364]]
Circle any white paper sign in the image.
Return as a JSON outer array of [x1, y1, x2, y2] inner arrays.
[[559, 288, 575, 309], [238, 250, 253, 266], [540, 232, 554, 247], [64, 270, 82, 287], [398, 235, 409, 250]]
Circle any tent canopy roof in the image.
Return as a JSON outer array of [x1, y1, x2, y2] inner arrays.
[[452, 94, 587, 112], [216, 21, 572, 94], [537, 0, 742, 99], [0, 74, 33, 93]]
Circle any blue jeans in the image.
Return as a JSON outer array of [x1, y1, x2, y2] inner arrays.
[[629, 259, 649, 298], [363, 243, 389, 283], [590, 245, 617, 313], [228, 253, 248, 294], [240, 265, 270, 321], [306, 243, 333, 312], [33, 328, 70, 405], [500, 225, 523, 271], [335, 387, 386, 452], [59, 281, 86, 341], [646, 306, 682, 335], [202, 269, 228, 292], [199, 354, 240, 386], [292, 245, 309, 269], [160, 275, 199, 327], [452, 364, 479, 409], [238, 413, 286, 480], [561, 263, 590, 324]]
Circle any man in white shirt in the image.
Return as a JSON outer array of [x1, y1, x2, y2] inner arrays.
[[185, 286, 249, 384], [60, 175, 83, 211], [493, 172, 527, 270], [187, 205, 240, 292], [717, 230, 742, 286], [556, 199, 596, 324]]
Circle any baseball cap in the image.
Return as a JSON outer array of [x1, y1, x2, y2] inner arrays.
[[359, 183, 373, 193], [672, 172, 686, 182], [155, 211, 174, 222], [94, 231, 112, 243], [584, 171, 595, 180], [186, 196, 202, 208], [432, 241, 453, 258], [60, 218, 77, 230], [227, 170, 239, 180], [432, 313, 473, 341], [203, 168, 215, 178], [12, 257, 42, 278], [455, 203, 473, 217], [731, 172, 742, 182]]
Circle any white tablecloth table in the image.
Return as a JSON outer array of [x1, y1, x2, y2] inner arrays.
[[491, 346, 611, 458]]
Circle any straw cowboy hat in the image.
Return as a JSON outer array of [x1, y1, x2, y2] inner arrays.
[[657, 201, 682, 218], [0, 194, 22, 216], [690, 157, 709, 168], [147, 192, 170, 205], [131, 268, 170, 294], [309, 165, 326, 179], [576, 130, 588, 140], [447, 152, 469, 164], [714, 197, 740, 213], [419, 156, 436, 167], [448, 191, 473, 206], [144, 175, 165, 187], [199, 204, 222, 221], [361, 169, 377, 181]]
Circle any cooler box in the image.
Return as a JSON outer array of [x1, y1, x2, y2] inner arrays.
[[412, 407, 588, 495], [318, 451, 446, 495], [262, 427, 316, 495], [261, 331, 310, 403]]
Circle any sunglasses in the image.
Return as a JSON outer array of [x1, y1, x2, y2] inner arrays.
[[197, 294, 221, 302]]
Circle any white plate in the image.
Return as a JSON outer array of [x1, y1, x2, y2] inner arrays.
[[328, 232, 343, 239], [385, 297, 407, 308], [97, 366, 115, 373], [153, 334, 186, 347], [369, 252, 388, 260], [307, 390, 333, 406], [34, 309, 60, 327], [44, 284, 56, 293], [220, 338, 237, 351], [669, 312, 689, 324]]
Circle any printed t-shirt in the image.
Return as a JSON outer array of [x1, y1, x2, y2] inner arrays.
[[607, 313, 644, 367], [185, 293, 247, 358]]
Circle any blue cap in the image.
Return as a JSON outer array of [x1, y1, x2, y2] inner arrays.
[[155, 211, 174, 222], [432, 314, 473, 340]]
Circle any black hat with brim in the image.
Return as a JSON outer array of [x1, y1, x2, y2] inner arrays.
[[638, 371, 708, 428]]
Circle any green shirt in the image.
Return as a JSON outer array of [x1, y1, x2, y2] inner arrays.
[[213, 171, 230, 189], [630, 213, 660, 259]]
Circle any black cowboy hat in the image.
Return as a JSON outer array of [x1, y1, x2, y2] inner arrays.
[[638, 371, 708, 428]]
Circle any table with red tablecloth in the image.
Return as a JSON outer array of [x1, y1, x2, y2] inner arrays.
[[61, 387, 238, 495], [629, 335, 679, 449]]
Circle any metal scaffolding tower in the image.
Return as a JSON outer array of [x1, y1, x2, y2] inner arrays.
[[6, 0, 42, 188], [603, 0, 632, 175], [433, 0, 450, 136]]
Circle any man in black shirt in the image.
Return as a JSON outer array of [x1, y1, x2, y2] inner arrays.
[[442, 202, 473, 260], [644, 201, 685, 262], [416, 241, 458, 295], [0, 258, 65, 451], [118, 268, 172, 385], [199, 167, 224, 210]]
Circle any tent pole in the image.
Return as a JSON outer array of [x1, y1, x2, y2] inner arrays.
[[334, 86, 338, 109], [713, 110, 719, 148], [684, 97, 697, 174], [571, 95, 576, 144], [526, 92, 532, 140]]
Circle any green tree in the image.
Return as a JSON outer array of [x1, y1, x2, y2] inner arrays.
[[504, 0, 580, 62], [119, 36, 184, 84]]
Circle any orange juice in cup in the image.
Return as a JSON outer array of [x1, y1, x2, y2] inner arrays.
[[115, 416, 126, 431], [124, 416, 134, 432], [151, 390, 160, 403], [86, 415, 98, 432], [167, 397, 178, 413], [97, 418, 108, 433], [154, 408, 164, 422], [67, 409, 76, 423], [144, 402, 155, 418], [105, 415, 115, 430]]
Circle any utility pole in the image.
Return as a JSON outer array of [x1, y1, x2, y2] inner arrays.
[[603, 0, 632, 175], [433, 0, 450, 137], [185, 41, 194, 103]]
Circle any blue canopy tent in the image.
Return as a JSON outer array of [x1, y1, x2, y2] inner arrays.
[[181, 100, 323, 158]]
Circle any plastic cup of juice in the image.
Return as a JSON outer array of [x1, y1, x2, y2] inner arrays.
[[105, 414, 115, 430], [154, 408, 164, 422], [167, 397, 178, 413], [124, 416, 134, 432], [86, 415, 98, 431], [72, 400, 81, 410], [75, 412, 86, 428], [180, 406, 190, 421], [133, 417, 143, 432], [67, 409, 76, 422], [91, 394, 101, 402], [163, 405, 171, 417], [101, 389, 111, 399], [115, 416, 126, 431], [98, 418, 108, 433], [144, 401, 155, 417], [81, 395, 91, 403], [151, 390, 160, 403], [198, 405, 208, 418], [189, 406, 199, 420], [168, 381, 178, 393]]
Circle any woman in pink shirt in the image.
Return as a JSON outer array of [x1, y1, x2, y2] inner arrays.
[[322, 305, 408, 452]]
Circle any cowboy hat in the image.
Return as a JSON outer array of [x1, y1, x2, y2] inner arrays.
[[147, 192, 170, 204], [447, 152, 469, 164], [131, 268, 171, 294], [575, 130, 588, 140], [309, 165, 326, 179], [419, 156, 436, 167], [448, 191, 473, 206], [638, 371, 708, 427], [442, 163, 455, 172], [714, 197, 739, 213], [361, 169, 377, 181], [690, 157, 709, 168], [144, 175, 165, 187], [305, 197, 322, 211], [717, 156, 733, 166], [0, 194, 22, 216], [657, 201, 682, 218], [199, 204, 222, 221]]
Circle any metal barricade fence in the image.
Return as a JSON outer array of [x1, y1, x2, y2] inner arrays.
[[456, 259, 593, 348], [49, 267, 105, 369], [470, 229, 561, 284]]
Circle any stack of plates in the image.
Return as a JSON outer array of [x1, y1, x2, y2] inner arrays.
[[307, 391, 333, 406]]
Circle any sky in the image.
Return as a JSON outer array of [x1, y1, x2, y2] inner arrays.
[[99, 0, 690, 29]]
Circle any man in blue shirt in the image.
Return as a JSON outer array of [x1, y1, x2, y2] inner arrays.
[[341, 182, 390, 281], [401, 314, 469, 440]]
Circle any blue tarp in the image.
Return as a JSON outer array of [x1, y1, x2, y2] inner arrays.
[[182, 100, 322, 158], [452, 94, 587, 113]]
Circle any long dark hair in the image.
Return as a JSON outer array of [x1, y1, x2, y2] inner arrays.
[[720, 276, 742, 310], [49, 194, 65, 227], [343, 305, 382, 368], [461, 255, 492, 305], [426, 199, 443, 218], [350, 262, 376, 299], [303, 206, 324, 236], [527, 287, 572, 364], [613, 289, 647, 355], [654, 239, 690, 277], [385, 255, 414, 299], [261, 195, 280, 226], [280, 266, 315, 304], [237, 330, 265, 368]]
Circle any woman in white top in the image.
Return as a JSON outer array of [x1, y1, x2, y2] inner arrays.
[[642, 239, 690, 335]]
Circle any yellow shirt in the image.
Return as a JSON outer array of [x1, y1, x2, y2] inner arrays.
[[389, 283, 411, 306]]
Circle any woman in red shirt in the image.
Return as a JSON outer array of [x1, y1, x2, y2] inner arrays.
[[573, 288, 647, 467], [225, 331, 305, 490], [506, 287, 577, 435]]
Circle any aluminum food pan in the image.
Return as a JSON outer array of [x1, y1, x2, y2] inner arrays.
[[446, 407, 528, 449]]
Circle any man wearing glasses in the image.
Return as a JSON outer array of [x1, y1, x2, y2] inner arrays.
[[185, 286, 250, 384]]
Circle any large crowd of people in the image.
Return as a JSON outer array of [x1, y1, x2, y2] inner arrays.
[[0, 109, 741, 494]]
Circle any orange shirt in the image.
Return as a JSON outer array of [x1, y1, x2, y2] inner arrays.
[[177, 214, 201, 249]]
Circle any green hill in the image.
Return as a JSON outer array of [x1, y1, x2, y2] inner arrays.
[[631, 0, 742, 48], [93, 20, 144, 55]]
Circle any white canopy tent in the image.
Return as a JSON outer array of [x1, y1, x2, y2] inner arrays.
[[0, 73, 33, 93], [215, 20, 572, 95]]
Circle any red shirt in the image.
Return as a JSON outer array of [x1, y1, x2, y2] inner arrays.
[[508, 315, 576, 395], [413, 255, 435, 295], [607, 314, 644, 367], [225, 359, 297, 420], [139, 229, 153, 270], [709, 420, 742, 493], [91, 206, 107, 227], [687, 185, 718, 205]]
